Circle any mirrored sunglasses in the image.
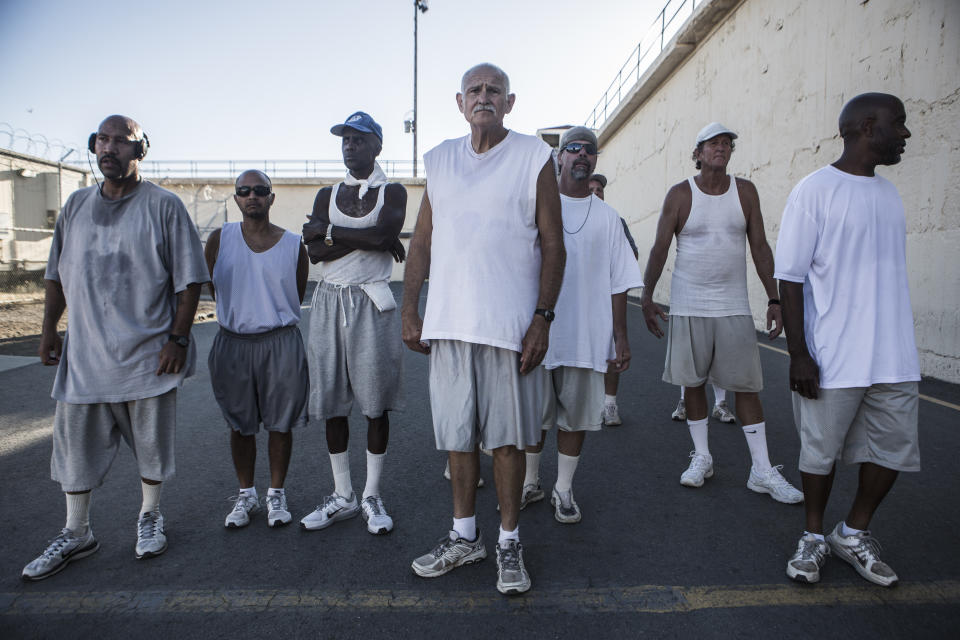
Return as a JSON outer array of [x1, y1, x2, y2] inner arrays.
[[235, 185, 272, 197], [562, 142, 599, 155]]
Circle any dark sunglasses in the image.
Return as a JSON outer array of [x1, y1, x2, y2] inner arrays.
[[562, 142, 599, 155], [236, 185, 272, 197]]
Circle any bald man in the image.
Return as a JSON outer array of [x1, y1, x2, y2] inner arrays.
[[22, 115, 209, 581], [205, 170, 310, 530]]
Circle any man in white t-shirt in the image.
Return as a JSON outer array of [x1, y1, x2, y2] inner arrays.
[[521, 128, 643, 523], [778, 93, 919, 587], [640, 123, 802, 504], [402, 63, 565, 595]]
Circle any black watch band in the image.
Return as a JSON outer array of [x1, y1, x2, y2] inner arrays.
[[534, 308, 555, 323], [168, 334, 190, 348], [768, 298, 781, 306]]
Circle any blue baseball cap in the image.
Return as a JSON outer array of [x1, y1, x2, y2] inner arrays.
[[330, 111, 383, 142]]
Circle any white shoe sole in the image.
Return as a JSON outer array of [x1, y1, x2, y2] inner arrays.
[[268, 513, 292, 527], [21, 540, 100, 582], [135, 539, 167, 560], [412, 548, 487, 578], [680, 468, 713, 487], [828, 538, 899, 587], [299, 506, 360, 531], [786, 563, 822, 583], [497, 578, 531, 595], [364, 519, 394, 535], [747, 480, 803, 504], [550, 495, 582, 524]]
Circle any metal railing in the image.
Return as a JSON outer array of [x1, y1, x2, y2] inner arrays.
[[139, 159, 425, 180], [585, 0, 701, 130]]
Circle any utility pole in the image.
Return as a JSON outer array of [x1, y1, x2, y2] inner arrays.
[[413, 0, 428, 177]]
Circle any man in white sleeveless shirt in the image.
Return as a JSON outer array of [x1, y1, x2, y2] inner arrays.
[[301, 112, 407, 536], [402, 63, 565, 595], [779, 94, 919, 587], [204, 170, 310, 530], [640, 123, 802, 504]]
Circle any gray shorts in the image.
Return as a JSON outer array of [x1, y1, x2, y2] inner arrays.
[[663, 315, 763, 392], [792, 382, 920, 474], [429, 340, 544, 452], [51, 388, 177, 492], [542, 367, 604, 432], [208, 325, 309, 435], [307, 281, 403, 420]]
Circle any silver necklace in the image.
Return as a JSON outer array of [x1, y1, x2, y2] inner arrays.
[[562, 195, 593, 235]]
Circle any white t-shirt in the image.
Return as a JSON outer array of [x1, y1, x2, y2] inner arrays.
[[774, 165, 920, 388], [421, 130, 552, 352], [544, 194, 644, 372]]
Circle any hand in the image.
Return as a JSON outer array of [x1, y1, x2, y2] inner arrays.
[[38, 330, 62, 365], [390, 238, 406, 263], [789, 352, 820, 399], [401, 312, 430, 354], [519, 317, 548, 375], [156, 341, 186, 375], [607, 337, 631, 373], [767, 303, 783, 339], [641, 297, 668, 338]]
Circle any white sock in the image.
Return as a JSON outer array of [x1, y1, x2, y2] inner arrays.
[[239, 486, 257, 497], [267, 487, 284, 496], [712, 384, 726, 406], [329, 451, 353, 498], [680, 386, 686, 400], [524, 451, 542, 486], [65, 492, 91, 534], [140, 481, 162, 514], [604, 394, 617, 407], [805, 530, 826, 542], [555, 452, 580, 493], [742, 422, 772, 471], [498, 525, 519, 545], [687, 418, 709, 457], [363, 450, 385, 499], [452, 515, 476, 541], [841, 521, 864, 537]]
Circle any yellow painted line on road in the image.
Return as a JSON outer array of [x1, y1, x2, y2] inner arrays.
[[4, 581, 959, 615]]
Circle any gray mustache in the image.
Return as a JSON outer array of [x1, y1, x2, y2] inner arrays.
[[472, 104, 496, 114]]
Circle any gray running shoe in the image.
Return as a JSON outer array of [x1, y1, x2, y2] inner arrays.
[[602, 403, 622, 426], [712, 401, 736, 423], [266, 492, 291, 528], [827, 523, 899, 586], [22, 528, 99, 581], [495, 539, 531, 595], [671, 399, 686, 421], [786, 533, 830, 583], [225, 493, 260, 528], [521, 483, 545, 510], [442, 460, 484, 487], [412, 529, 487, 578], [747, 465, 804, 504], [300, 492, 360, 531], [680, 452, 714, 487], [361, 495, 394, 535], [550, 487, 582, 524], [136, 510, 167, 559]]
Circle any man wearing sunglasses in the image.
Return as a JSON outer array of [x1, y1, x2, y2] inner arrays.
[[22, 115, 209, 581], [205, 170, 310, 530], [403, 63, 564, 595], [639, 122, 803, 504], [301, 112, 407, 537]]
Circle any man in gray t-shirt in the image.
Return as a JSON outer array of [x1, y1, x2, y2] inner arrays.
[[21, 115, 209, 582]]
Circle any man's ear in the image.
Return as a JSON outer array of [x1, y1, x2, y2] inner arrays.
[[456, 92, 465, 114], [504, 93, 516, 115]]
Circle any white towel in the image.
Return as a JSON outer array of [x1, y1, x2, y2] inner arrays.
[[343, 162, 388, 200]]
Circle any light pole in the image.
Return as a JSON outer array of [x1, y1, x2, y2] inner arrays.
[[413, 0, 428, 177]]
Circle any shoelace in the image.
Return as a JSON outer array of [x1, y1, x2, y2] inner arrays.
[[850, 534, 883, 563], [798, 537, 827, 563], [763, 466, 795, 489], [364, 497, 384, 516], [266, 494, 286, 511], [688, 452, 711, 471], [229, 495, 258, 512], [138, 513, 161, 539], [432, 533, 463, 558], [499, 543, 521, 570], [41, 530, 75, 558]]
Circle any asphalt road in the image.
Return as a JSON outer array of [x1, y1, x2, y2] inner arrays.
[[2, 284, 959, 639]]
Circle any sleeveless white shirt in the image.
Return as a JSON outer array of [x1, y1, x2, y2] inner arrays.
[[669, 176, 752, 317], [213, 222, 301, 333], [318, 183, 393, 285]]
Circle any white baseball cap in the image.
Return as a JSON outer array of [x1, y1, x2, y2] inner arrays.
[[695, 122, 738, 146]]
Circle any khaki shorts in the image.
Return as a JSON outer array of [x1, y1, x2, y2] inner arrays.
[[541, 366, 604, 432], [429, 340, 544, 452], [663, 315, 763, 392], [792, 382, 920, 474]]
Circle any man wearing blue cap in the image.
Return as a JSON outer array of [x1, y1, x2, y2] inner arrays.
[[301, 111, 407, 536]]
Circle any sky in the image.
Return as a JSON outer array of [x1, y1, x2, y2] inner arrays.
[[0, 0, 669, 168]]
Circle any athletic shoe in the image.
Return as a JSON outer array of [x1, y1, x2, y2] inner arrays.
[[300, 492, 360, 531], [361, 495, 394, 535], [712, 401, 736, 423], [826, 523, 899, 586], [135, 510, 167, 559], [680, 452, 713, 487], [412, 529, 487, 578], [495, 539, 531, 595], [225, 493, 260, 528], [550, 487, 582, 524], [671, 399, 686, 421], [21, 528, 99, 581], [602, 403, 622, 426], [786, 533, 830, 583], [442, 460, 485, 487], [497, 482, 545, 513], [747, 465, 804, 504], [265, 492, 292, 528]]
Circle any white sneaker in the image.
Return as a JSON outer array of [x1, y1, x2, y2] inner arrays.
[[22, 528, 99, 581], [827, 523, 899, 586], [412, 529, 487, 578], [747, 465, 804, 504], [602, 403, 622, 426], [135, 510, 167, 559], [671, 399, 686, 421], [495, 539, 531, 595], [442, 459, 485, 487], [786, 533, 830, 583], [497, 482, 544, 512], [300, 492, 360, 531], [711, 401, 736, 423], [265, 492, 291, 527], [361, 495, 394, 535], [680, 452, 713, 487], [225, 493, 260, 528], [550, 487, 581, 524]]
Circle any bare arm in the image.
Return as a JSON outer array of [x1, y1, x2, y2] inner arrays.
[[401, 188, 433, 354], [296, 241, 309, 303], [203, 228, 221, 301], [739, 178, 782, 339], [38, 279, 66, 365], [305, 185, 408, 262], [156, 283, 201, 375], [780, 279, 819, 399], [639, 184, 684, 338], [608, 291, 630, 372]]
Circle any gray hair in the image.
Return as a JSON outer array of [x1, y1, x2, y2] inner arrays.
[[460, 63, 511, 94]]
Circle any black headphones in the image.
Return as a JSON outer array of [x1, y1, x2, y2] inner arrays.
[[88, 131, 150, 159]]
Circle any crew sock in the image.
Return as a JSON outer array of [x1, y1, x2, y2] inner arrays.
[[712, 384, 726, 407], [687, 418, 709, 457], [140, 481, 162, 514], [841, 521, 865, 537], [65, 492, 92, 535], [604, 394, 617, 407], [524, 451, 542, 487], [742, 422, 772, 471], [330, 451, 353, 499], [363, 450, 385, 499], [805, 530, 826, 542], [555, 452, 580, 493], [498, 525, 519, 545], [453, 515, 476, 541]]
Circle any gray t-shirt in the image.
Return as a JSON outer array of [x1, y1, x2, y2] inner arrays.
[[45, 181, 210, 403]]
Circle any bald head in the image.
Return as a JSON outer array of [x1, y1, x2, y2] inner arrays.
[[838, 93, 903, 141], [461, 63, 510, 94], [235, 169, 272, 188], [98, 114, 143, 141]]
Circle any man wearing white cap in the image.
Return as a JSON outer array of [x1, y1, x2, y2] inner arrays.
[[639, 122, 802, 504]]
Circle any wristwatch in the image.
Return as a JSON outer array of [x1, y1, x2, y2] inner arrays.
[[168, 334, 190, 348], [325, 224, 334, 246], [534, 308, 555, 322]]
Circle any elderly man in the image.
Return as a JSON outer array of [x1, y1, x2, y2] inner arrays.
[[402, 63, 564, 595], [640, 122, 802, 504], [22, 115, 208, 581], [301, 112, 407, 536], [205, 170, 309, 529], [779, 93, 918, 587], [521, 128, 642, 523]]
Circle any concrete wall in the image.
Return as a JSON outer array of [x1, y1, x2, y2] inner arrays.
[[598, 0, 960, 382]]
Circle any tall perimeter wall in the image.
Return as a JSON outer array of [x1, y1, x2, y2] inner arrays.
[[599, 0, 960, 382]]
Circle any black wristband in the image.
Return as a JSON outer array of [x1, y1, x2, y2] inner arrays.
[[768, 298, 781, 306]]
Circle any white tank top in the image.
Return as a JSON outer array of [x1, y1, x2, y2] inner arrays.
[[213, 222, 302, 333], [318, 183, 393, 285], [669, 176, 752, 316]]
